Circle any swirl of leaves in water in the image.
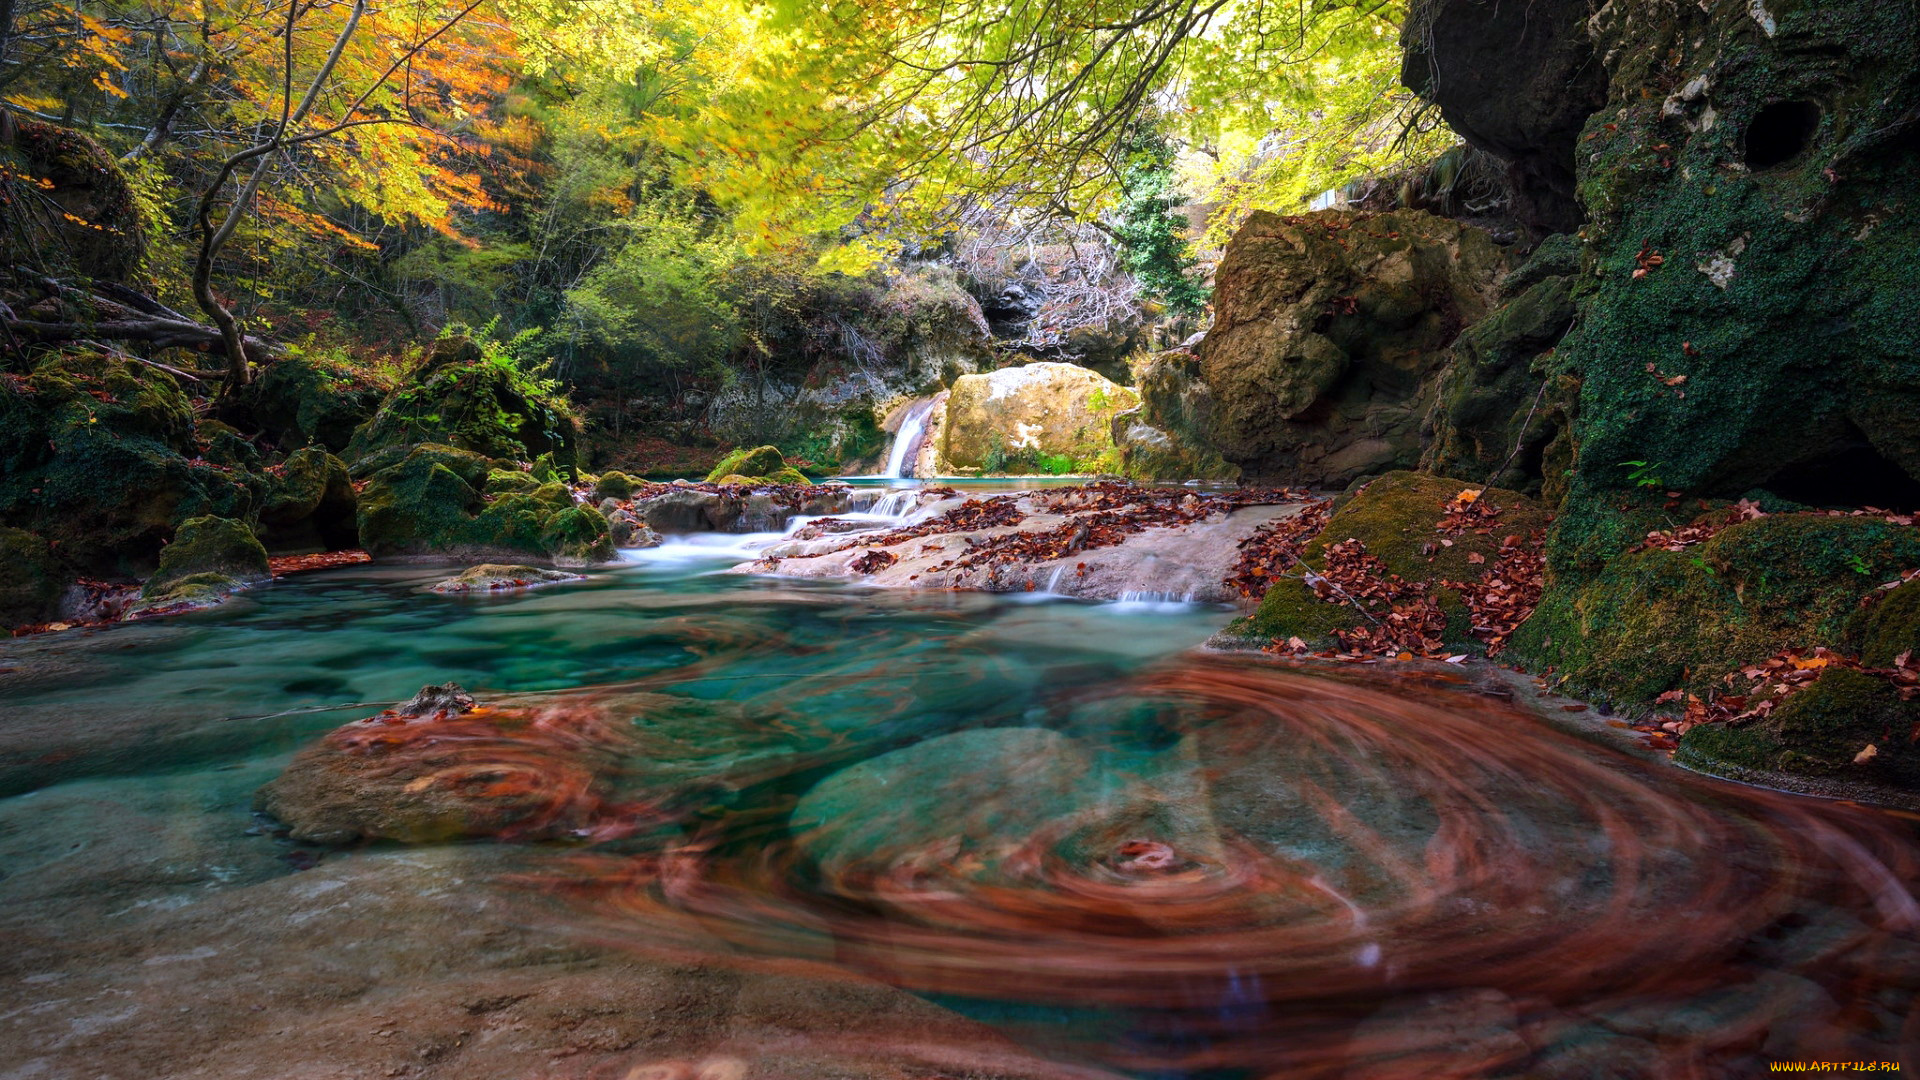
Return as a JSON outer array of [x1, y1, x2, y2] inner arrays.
[[352, 654, 1920, 1077]]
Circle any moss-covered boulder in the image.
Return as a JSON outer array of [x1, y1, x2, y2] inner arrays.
[[1514, 515, 1920, 705], [591, 470, 640, 500], [939, 362, 1138, 473], [0, 353, 265, 572], [704, 445, 798, 484], [259, 448, 357, 549], [1198, 209, 1503, 485], [250, 352, 388, 454], [0, 528, 67, 631], [355, 444, 613, 566], [1224, 471, 1548, 649], [1, 120, 145, 280], [145, 516, 270, 597], [1679, 668, 1920, 793], [343, 336, 580, 472]]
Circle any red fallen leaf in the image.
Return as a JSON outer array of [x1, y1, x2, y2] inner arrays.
[[1467, 551, 1486, 565], [1562, 704, 1589, 713], [1682, 341, 1701, 357]]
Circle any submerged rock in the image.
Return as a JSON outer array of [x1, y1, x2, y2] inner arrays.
[[938, 361, 1138, 472], [125, 571, 250, 619], [427, 564, 586, 594]]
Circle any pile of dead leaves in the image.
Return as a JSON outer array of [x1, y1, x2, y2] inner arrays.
[[1225, 500, 1331, 600], [858, 496, 1028, 548], [1437, 488, 1503, 535], [848, 548, 898, 574], [269, 551, 371, 576], [1442, 531, 1547, 655], [1262, 539, 1453, 661]]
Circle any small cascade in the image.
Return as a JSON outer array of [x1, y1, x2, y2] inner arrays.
[[884, 398, 939, 478]]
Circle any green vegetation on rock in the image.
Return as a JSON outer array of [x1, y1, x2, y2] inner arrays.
[[146, 516, 270, 597], [356, 444, 612, 566], [704, 446, 809, 485]]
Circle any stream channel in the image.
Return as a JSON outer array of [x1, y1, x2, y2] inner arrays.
[[1, 479, 1916, 1078]]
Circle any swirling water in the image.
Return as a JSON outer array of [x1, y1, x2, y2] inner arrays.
[[1, 527, 1917, 1079]]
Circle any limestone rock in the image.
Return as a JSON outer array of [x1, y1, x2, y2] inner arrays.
[[1400, 0, 1607, 236], [1198, 209, 1503, 486], [355, 444, 614, 565], [938, 362, 1138, 472], [1, 120, 145, 280], [0, 528, 67, 631]]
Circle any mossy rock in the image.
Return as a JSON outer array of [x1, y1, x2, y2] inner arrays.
[[0, 353, 264, 573], [0, 528, 67, 631], [356, 444, 612, 565], [592, 471, 639, 500], [1857, 579, 1920, 668], [1222, 471, 1546, 648], [1512, 514, 1920, 705], [250, 353, 388, 454], [344, 337, 580, 470], [426, 564, 584, 594], [146, 516, 269, 597], [484, 469, 543, 495], [706, 446, 790, 483], [127, 572, 247, 618], [0, 120, 144, 280], [1678, 668, 1920, 792], [260, 449, 357, 549]]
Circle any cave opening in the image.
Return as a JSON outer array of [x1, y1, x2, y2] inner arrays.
[[1743, 100, 1822, 170], [1763, 443, 1920, 512]]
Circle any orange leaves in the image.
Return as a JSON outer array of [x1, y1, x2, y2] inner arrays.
[[1226, 499, 1331, 600]]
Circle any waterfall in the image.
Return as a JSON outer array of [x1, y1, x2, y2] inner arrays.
[[883, 398, 938, 478]]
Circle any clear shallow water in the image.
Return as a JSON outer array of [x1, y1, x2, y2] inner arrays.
[[1, 534, 1918, 1079]]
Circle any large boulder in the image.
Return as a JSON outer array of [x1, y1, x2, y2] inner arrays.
[[938, 362, 1139, 473], [355, 444, 613, 566], [704, 445, 809, 486], [1400, 0, 1608, 237], [1197, 209, 1503, 487]]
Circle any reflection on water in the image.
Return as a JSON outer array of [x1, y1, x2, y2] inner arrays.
[[1, 542, 1917, 1079]]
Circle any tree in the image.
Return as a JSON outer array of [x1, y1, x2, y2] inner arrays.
[[1112, 127, 1207, 314]]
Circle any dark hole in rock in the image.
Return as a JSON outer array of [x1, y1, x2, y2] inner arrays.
[[1743, 100, 1822, 170], [1764, 443, 1920, 512]]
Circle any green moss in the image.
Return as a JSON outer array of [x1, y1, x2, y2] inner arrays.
[[485, 469, 542, 495], [0, 528, 67, 631], [1857, 579, 1920, 668], [592, 470, 639, 500], [1513, 514, 1920, 705], [146, 516, 269, 597], [1225, 576, 1365, 645], [0, 353, 264, 572], [128, 572, 245, 616], [706, 445, 790, 483], [1678, 668, 1919, 789], [356, 444, 611, 565]]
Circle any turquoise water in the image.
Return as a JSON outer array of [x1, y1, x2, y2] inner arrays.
[[1, 543, 1917, 1079]]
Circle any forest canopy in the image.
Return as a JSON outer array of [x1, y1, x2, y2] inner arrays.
[[0, 0, 1450, 424]]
